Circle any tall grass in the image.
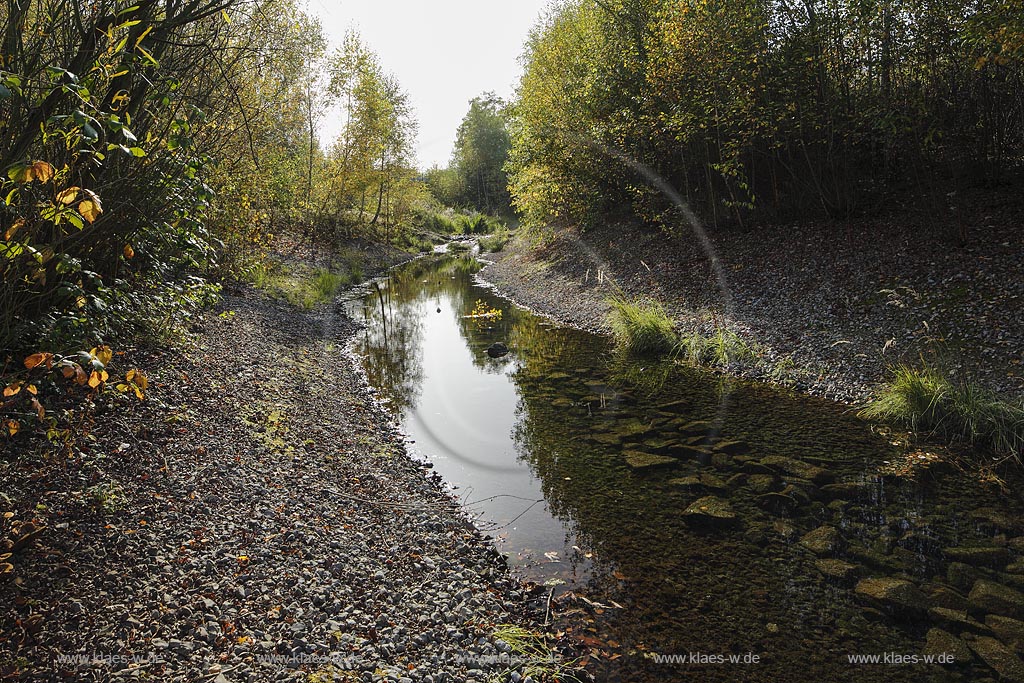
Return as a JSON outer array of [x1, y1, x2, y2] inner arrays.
[[678, 327, 758, 367], [861, 364, 1024, 458], [479, 227, 511, 252], [606, 296, 678, 357]]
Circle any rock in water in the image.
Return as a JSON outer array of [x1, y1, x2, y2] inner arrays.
[[683, 496, 738, 527], [486, 342, 509, 358]]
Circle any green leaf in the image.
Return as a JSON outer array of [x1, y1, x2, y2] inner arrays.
[[0, 84, 11, 100], [129, 147, 146, 157]]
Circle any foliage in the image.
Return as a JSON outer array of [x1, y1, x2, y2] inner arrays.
[[676, 326, 758, 368], [860, 364, 1024, 458], [490, 624, 584, 683], [479, 227, 512, 252], [606, 296, 678, 357], [508, 0, 1024, 231]]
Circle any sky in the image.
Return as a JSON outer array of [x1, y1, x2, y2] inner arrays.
[[309, 0, 552, 170]]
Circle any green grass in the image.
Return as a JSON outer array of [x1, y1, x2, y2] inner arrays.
[[479, 227, 511, 252], [252, 262, 355, 310], [489, 624, 584, 683], [860, 364, 1024, 458], [606, 296, 678, 357], [677, 326, 758, 367]]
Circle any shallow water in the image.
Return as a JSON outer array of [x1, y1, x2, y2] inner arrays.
[[346, 253, 1024, 682]]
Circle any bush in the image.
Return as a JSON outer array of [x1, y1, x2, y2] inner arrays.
[[479, 228, 511, 252], [678, 327, 757, 367], [606, 296, 678, 357], [860, 364, 1024, 458]]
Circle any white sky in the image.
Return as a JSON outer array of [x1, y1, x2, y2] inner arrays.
[[308, 0, 552, 170]]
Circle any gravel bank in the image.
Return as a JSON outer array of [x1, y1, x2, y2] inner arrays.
[[479, 196, 1023, 405], [0, 275, 560, 681]]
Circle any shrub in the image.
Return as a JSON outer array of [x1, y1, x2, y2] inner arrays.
[[606, 296, 678, 357], [861, 364, 1024, 458]]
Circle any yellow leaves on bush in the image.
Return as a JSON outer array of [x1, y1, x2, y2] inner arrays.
[[4, 219, 24, 241], [29, 398, 44, 419], [77, 190, 103, 223], [4, 420, 18, 436], [8, 160, 55, 184], [23, 352, 53, 370], [90, 345, 113, 367], [61, 364, 88, 385], [88, 370, 109, 388], [123, 244, 135, 259], [56, 186, 80, 205], [2, 382, 20, 397]]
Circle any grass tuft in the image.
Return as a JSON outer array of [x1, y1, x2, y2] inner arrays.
[[860, 364, 1024, 458], [490, 624, 584, 683], [606, 296, 678, 357], [677, 326, 758, 367]]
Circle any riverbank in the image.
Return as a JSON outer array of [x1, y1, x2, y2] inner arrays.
[[0, 246, 565, 682], [478, 193, 1023, 406]]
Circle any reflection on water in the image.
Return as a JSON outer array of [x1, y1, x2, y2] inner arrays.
[[346, 254, 1024, 683]]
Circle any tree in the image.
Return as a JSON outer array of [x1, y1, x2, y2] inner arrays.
[[450, 94, 512, 215]]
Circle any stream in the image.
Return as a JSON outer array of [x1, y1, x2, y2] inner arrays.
[[345, 251, 1024, 683]]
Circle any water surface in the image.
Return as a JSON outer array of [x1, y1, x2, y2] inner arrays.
[[346, 253, 1024, 683]]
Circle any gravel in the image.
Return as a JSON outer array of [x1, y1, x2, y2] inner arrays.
[[478, 195, 1023, 405], [0, 272, 552, 681]]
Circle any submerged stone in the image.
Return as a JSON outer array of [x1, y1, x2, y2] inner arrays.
[[800, 526, 843, 556], [970, 508, 1024, 534], [759, 455, 835, 486], [854, 577, 927, 616], [821, 482, 870, 499], [745, 474, 780, 494], [815, 559, 859, 582], [714, 440, 751, 455], [945, 546, 1011, 567], [948, 562, 982, 592], [677, 420, 715, 436], [624, 450, 677, 470], [987, 615, 1024, 654], [669, 472, 727, 494], [923, 628, 973, 664], [969, 636, 1024, 682], [928, 607, 990, 634], [683, 496, 738, 526], [756, 492, 799, 515], [970, 580, 1024, 619]]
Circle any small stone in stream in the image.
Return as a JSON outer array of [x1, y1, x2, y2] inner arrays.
[[683, 496, 738, 527], [949, 562, 981, 591], [923, 628, 973, 664], [970, 508, 1024, 534], [800, 526, 843, 556], [988, 615, 1024, 654], [759, 456, 835, 486], [486, 342, 509, 358], [854, 577, 927, 616], [969, 580, 1024, 619], [927, 607, 989, 634], [815, 559, 859, 582], [756, 492, 798, 515], [746, 474, 779, 494], [668, 473, 726, 493], [945, 546, 1011, 567], [677, 420, 715, 435], [926, 585, 970, 611], [714, 440, 750, 455], [624, 450, 677, 469], [969, 636, 1024, 682]]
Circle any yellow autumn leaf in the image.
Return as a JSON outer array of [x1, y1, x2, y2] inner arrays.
[[30, 398, 44, 419], [88, 371, 102, 388], [78, 199, 102, 223], [4, 219, 24, 241], [61, 366, 76, 379], [91, 345, 113, 366], [123, 244, 135, 259], [132, 383, 145, 400], [100, 370, 109, 382], [56, 186, 80, 205], [24, 352, 52, 370], [5, 420, 18, 436], [126, 369, 136, 382], [25, 385, 37, 395], [29, 161, 55, 183], [134, 371, 148, 390]]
